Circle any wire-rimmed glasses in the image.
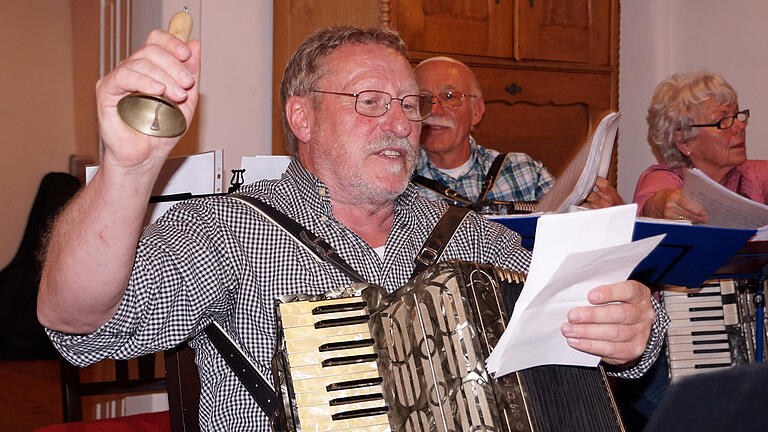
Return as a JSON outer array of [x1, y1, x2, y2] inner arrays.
[[312, 89, 433, 121], [429, 91, 478, 108]]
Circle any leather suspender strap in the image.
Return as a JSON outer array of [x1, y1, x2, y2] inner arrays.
[[411, 175, 474, 205], [411, 205, 472, 279], [202, 322, 281, 429], [230, 194, 367, 284], [412, 153, 507, 205], [477, 153, 507, 201]]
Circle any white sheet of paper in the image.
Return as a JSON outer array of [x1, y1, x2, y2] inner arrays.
[[514, 204, 637, 314], [682, 168, 768, 229], [86, 150, 223, 225], [486, 235, 664, 376], [486, 204, 648, 375], [535, 112, 621, 213], [241, 155, 292, 184]]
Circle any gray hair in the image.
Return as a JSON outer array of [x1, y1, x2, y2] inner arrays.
[[279, 27, 409, 155], [647, 70, 738, 167]]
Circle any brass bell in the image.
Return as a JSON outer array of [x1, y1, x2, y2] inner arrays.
[[117, 94, 187, 137], [117, 9, 193, 138]]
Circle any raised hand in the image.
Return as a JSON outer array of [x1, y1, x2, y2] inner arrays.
[[97, 30, 201, 172]]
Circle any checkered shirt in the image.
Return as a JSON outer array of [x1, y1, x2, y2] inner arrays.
[[415, 136, 556, 202], [48, 158, 667, 431]]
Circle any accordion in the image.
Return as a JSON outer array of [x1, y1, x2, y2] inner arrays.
[[272, 260, 623, 432], [662, 278, 764, 382]]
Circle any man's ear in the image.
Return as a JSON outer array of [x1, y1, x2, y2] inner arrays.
[[285, 96, 312, 144], [471, 97, 486, 127]]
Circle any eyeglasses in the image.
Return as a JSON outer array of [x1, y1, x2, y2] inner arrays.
[[430, 91, 478, 108], [312, 90, 433, 121], [690, 109, 749, 130]]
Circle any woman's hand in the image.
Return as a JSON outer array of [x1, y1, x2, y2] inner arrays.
[[642, 189, 707, 223]]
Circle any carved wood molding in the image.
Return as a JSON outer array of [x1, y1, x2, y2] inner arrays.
[[379, 0, 392, 29]]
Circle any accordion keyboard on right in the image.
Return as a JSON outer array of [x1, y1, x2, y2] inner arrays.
[[662, 278, 766, 382], [273, 260, 624, 432]]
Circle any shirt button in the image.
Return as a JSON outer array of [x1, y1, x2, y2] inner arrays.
[[320, 215, 328, 222], [318, 188, 326, 196]]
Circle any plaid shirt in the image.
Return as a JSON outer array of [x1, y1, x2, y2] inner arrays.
[[48, 158, 666, 431], [415, 136, 556, 202]]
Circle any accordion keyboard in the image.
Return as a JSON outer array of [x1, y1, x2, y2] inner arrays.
[[663, 279, 757, 382], [278, 296, 390, 432]]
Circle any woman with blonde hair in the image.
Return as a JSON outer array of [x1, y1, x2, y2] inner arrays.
[[634, 71, 768, 222]]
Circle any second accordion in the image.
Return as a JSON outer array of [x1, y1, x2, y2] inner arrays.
[[272, 260, 624, 432]]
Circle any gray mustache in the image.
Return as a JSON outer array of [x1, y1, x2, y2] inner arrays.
[[368, 135, 417, 160], [423, 116, 454, 128]]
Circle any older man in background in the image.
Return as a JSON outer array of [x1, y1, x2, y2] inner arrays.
[[414, 56, 623, 209]]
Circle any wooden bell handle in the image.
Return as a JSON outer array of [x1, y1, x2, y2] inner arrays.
[[168, 9, 193, 43]]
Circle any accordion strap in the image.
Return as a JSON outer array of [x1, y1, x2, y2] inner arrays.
[[411, 205, 472, 279], [202, 321, 281, 428], [413, 153, 506, 204], [477, 153, 507, 201], [411, 175, 474, 205]]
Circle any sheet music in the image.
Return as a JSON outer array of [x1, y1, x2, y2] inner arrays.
[[486, 204, 664, 376], [682, 168, 768, 229], [535, 112, 621, 213], [86, 150, 223, 225], [240, 155, 292, 184]]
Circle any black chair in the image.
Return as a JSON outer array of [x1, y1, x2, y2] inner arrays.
[[59, 353, 167, 422], [164, 342, 200, 432], [0, 172, 80, 360]]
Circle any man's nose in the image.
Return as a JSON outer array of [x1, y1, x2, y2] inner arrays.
[[380, 102, 412, 138], [429, 96, 445, 116]]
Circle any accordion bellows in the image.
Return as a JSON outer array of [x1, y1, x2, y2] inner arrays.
[[273, 260, 623, 432]]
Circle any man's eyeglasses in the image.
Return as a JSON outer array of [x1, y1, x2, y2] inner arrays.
[[430, 91, 478, 108], [312, 90, 433, 121], [690, 109, 749, 130]]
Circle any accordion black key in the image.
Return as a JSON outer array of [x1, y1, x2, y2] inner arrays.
[[273, 260, 623, 431]]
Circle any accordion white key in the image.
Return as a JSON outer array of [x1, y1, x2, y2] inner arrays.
[[273, 260, 624, 432], [662, 278, 763, 382]]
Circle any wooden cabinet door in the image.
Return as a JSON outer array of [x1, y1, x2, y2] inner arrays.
[[390, 0, 514, 58], [471, 67, 612, 177], [517, 0, 614, 65]]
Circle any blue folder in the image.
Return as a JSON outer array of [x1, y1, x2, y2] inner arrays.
[[487, 215, 756, 287]]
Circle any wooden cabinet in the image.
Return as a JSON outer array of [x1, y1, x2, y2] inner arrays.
[[272, 0, 619, 182]]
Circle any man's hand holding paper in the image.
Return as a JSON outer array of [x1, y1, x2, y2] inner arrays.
[[563, 279, 654, 367], [486, 204, 664, 377]]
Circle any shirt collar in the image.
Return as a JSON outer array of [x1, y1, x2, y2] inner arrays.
[[417, 135, 483, 181]]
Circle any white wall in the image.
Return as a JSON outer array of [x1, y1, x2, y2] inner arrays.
[[618, 0, 768, 201], [194, 1, 273, 174]]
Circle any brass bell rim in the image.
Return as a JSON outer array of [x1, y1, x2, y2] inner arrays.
[[117, 93, 187, 138]]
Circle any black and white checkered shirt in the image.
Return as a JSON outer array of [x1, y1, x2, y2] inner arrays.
[[49, 158, 668, 431]]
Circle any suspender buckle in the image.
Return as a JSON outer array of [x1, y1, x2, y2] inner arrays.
[[415, 246, 439, 266]]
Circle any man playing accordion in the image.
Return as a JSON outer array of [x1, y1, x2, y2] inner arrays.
[[38, 26, 666, 431]]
